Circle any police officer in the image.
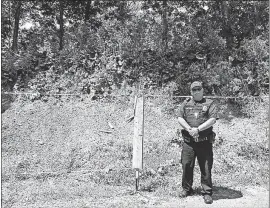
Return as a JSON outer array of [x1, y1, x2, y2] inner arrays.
[[177, 81, 218, 204]]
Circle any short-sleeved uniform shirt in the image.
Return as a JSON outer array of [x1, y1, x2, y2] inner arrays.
[[177, 97, 218, 128]]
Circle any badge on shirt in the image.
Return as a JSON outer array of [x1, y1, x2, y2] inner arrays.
[[202, 106, 208, 112], [194, 112, 198, 119]]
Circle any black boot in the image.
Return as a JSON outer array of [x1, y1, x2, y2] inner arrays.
[[203, 195, 213, 204], [178, 189, 194, 198]]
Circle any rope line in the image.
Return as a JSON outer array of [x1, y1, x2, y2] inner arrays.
[[2, 92, 82, 96], [15, 167, 134, 179], [2, 92, 268, 99]]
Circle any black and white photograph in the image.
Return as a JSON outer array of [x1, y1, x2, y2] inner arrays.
[[1, 1, 269, 207]]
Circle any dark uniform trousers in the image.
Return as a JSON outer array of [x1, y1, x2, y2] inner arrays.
[[181, 140, 213, 195]]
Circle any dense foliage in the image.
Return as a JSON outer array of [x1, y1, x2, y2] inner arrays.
[[1, 0, 269, 97]]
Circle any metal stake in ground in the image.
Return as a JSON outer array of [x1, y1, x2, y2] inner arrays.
[[135, 169, 139, 191], [132, 95, 144, 191]]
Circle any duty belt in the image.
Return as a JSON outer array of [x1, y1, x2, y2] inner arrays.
[[181, 129, 215, 143]]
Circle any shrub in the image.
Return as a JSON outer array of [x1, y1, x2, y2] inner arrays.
[[239, 95, 269, 122]]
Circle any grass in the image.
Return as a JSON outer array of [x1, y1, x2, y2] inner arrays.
[[1, 94, 269, 207]]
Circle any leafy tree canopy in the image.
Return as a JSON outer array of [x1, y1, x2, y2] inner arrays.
[[1, 0, 269, 98]]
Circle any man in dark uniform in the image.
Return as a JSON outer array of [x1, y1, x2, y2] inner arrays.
[[177, 81, 218, 204]]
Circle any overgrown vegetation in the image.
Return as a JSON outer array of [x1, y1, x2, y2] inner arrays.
[[1, 1, 269, 101], [1, 1, 269, 207]]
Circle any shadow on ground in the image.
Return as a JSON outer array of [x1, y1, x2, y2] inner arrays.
[[212, 186, 243, 200], [194, 186, 243, 200]]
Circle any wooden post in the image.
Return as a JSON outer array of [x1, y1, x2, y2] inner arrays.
[[132, 95, 144, 191]]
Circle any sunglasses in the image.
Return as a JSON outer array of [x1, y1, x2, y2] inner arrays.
[[192, 88, 202, 92]]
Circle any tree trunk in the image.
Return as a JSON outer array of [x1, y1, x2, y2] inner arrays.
[[160, 0, 168, 87], [162, 0, 168, 53], [81, 0, 92, 48], [59, 0, 64, 50], [11, 0, 21, 52], [220, 1, 233, 50], [9, 0, 12, 48], [85, 0, 92, 23]]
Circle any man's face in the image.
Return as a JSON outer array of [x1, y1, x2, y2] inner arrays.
[[191, 87, 203, 101]]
